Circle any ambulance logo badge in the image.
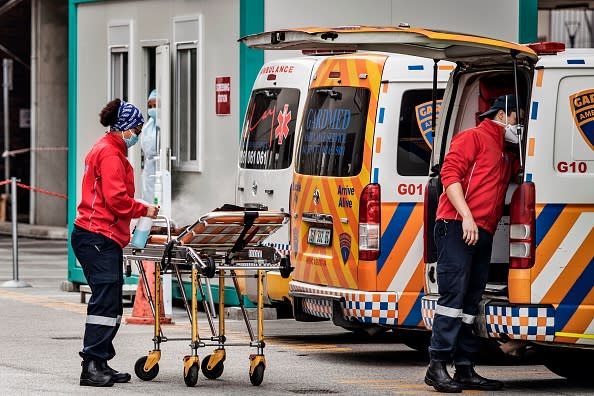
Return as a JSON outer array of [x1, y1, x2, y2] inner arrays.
[[570, 89, 594, 150], [339, 233, 351, 263], [415, 99, 443, 149], [275, 104, 292, 144], [313, 188, 320, 205]]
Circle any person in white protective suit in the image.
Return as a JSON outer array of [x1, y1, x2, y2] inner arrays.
[[140, 89, 158, 204]]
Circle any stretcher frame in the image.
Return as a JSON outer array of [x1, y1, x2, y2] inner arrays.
[[123, 209, 291, 387]]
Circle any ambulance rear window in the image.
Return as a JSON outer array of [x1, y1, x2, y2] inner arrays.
[[239, 88, 300, 169], [397, 89, 445, 176], [297, 87, 370, 177]]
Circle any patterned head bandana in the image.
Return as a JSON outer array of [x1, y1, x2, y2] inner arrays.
[[110, 101, 144, 132]]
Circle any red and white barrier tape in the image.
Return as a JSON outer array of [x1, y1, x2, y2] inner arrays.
[[0, 179, 67, 200], [2, 146, 68, 158], [17, 183, 67, 200]]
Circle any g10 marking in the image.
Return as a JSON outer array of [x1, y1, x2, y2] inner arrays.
[[397, 183, 424, 196], [557, 161, 588, 173]]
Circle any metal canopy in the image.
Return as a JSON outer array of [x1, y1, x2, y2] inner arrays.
[[240, 26, 538, 65]]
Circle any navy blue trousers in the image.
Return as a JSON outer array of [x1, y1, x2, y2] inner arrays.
[[71, 226, 123, 363], [428, 220, 492, 364]]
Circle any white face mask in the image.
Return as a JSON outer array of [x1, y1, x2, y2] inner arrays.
[[504, 124, 519, 144], [493, 100, 520, 144]]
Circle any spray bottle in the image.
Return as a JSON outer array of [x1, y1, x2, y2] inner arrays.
[[130, 214, 152, 249]]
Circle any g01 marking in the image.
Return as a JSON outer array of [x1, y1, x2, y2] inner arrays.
[[397, 183, 424, 196], [557, 161, 587, 173]]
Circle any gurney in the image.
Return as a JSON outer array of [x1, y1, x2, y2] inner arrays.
[[123, 206, 292, 387]]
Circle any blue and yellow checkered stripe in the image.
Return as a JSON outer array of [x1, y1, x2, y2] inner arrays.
[[485, 304, 555, 341], [343, 293, 398, 326], [290, 281, 399, 325], [302, 298, 333, 319], [421, 297, 436, 330]]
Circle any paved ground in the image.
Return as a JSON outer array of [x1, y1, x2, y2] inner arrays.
[[0, 235, 593, 395]]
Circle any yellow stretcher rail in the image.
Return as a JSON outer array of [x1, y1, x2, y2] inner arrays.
[[123, 207, 292, 387]]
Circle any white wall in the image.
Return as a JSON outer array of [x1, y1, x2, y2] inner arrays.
[[76, 0, 240, 226], [264, 0, 519, 61]]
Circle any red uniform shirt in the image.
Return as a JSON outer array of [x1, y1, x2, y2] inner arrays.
[[436, 119, 515, 235], [74, 133, 148, 247]]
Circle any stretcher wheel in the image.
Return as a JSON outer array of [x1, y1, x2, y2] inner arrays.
[[183, 363, 199, 387], [201, 355, 224, 379], [201, 256, 216, 278], [134, 356, 159, 381], [249, 363, 265, 386]]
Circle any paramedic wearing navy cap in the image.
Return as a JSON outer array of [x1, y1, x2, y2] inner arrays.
[[424, 94, 522, 393], [71, 98, 159, 387]]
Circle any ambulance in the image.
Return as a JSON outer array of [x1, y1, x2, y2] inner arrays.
[[236, 55, 326, 309], [242, 26, 594, 379], [421, 41, 594, 380], [242, 29, 455, 346]]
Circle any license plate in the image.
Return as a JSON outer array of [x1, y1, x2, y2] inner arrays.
[[307, 227, 332, 246]]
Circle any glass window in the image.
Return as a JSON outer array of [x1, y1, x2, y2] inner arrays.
[[108, 22, 130, 101], [297, 87, 370, 177], [175, 47, 198, 163], [240, 88, 300, 170], [110, 51, 128, 101], [397, 89, 444, 176], [143, 47, 156, 97]]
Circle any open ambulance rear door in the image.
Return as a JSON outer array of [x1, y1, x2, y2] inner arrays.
[[241, 24, 538, 285]]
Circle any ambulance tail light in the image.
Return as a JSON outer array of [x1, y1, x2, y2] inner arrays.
[[359, 184, 381, 261], [526, 42, 565, 55], [423, 178, 440, 264], [509, 182, 536, 269], [267, 74, 277, 81]]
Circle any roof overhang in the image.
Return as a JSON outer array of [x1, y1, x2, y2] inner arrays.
[[538, 1, 594, 9]]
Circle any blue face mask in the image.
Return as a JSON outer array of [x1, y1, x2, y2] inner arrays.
[[147, 108, 157, 119], [122, 131, 139, 148]]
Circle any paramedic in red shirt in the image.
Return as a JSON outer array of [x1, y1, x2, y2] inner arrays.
[[424, 94, 522, 393], [71, 98, 159, 387]]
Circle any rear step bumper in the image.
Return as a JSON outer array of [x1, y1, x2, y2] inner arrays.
[[421, 295, 556, 342], [289, 280, 398, 326]]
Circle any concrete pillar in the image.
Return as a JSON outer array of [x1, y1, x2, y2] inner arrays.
[[30, 0, 68, 226]]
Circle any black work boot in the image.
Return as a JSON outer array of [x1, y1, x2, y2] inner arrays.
[[101, 361, 131, 383], [453, 364, 503, 390], [80, 360, 114, 387], [424, 360, 462, 393]]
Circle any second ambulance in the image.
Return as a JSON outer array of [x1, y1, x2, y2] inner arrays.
[[242, 29, 454, 347]]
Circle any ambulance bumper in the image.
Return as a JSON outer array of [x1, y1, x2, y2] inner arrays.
[[266, 271, 291, 302], [289, 280, 398, 326], [421, 295, 557, 342], [241, 271, 292, 307]]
